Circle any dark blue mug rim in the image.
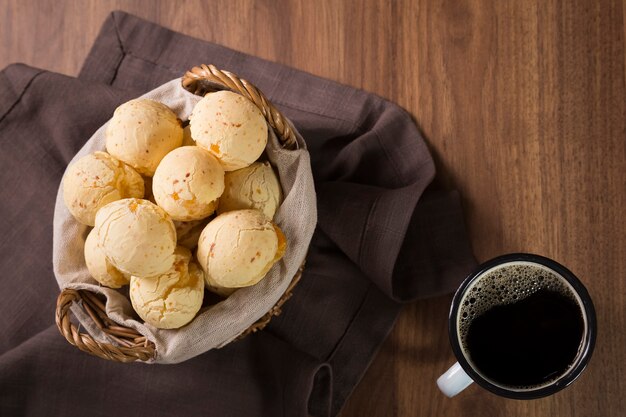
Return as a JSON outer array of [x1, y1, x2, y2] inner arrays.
[[448, 253, 597, 400]]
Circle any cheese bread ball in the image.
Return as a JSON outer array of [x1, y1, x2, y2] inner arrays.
[[197, 209, 287, 290], [217, 162, 283, 219], [95, 198, 176, 277], [62, 151, 144, 226], [84, 227, 130, 288], [106, 99, 183, 176], [190, 91, 268, 171], [152, 146, 224, 221], [130, 247, 204, 329]]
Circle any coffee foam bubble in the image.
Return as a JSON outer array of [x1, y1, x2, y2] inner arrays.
[[458, 262, 577, 345]]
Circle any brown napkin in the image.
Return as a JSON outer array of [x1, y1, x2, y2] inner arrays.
[[0, 12, 475, 417]]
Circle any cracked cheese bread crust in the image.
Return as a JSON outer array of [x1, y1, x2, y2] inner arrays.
[[190, 91, 268, 171], [106, 99, 183, 176], [62, 151, 144, 226], [217, 161, 283, 219], [130, 247, 204, 329], [152, 146, 225, 221], [95, 198, 177, 278], [197, 209, 286, 291], [84, 227, 130, 289]]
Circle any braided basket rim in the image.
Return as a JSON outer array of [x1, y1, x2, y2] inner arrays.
[[55, 64, 306, 362]]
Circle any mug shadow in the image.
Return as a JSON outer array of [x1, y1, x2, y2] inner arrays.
[[392, 295, 456, 366]]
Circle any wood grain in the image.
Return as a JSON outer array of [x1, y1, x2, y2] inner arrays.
[[1, 1, 624, 415]]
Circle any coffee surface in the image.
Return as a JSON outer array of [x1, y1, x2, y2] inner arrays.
[[459, 263, 584, 388]]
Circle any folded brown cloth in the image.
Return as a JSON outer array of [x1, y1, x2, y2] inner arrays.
[[0, 12, 475, 417]]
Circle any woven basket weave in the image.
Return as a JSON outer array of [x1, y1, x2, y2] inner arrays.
[[55, 64, 305, 363]]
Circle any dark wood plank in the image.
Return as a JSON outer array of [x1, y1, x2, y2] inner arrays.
[[1, 1, 624, 416]]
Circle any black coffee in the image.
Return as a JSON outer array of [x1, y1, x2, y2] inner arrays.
[[459, 263, 585, 388]]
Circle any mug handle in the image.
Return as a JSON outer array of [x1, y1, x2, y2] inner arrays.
[[437, 362, 474, 397]]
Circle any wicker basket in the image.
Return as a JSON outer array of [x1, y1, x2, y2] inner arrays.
[[55, 64, 305, 363]]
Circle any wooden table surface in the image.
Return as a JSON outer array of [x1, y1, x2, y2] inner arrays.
[[2, 1, 624, 416]]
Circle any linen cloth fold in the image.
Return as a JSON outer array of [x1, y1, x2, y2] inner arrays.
[[0, 11, 475, 417]]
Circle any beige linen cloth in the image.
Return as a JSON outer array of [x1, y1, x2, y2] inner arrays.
[[52, 79, 317, 364]]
